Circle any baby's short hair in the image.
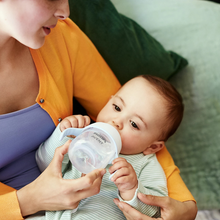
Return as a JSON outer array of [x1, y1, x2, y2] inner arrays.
[[140, 75, 184, 141]]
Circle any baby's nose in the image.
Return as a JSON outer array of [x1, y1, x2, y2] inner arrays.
[[108, 120, 122, 130]]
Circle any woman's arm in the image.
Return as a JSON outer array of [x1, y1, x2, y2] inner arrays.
[[17, 141, 105, 218], [156, 146, 195, 202]]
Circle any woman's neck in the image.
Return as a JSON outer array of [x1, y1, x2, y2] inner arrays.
[[0, 35, 39, 115], [0, 36, 27, 71]]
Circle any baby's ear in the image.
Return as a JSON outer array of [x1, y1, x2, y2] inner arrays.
[[143, 141, 165, 155]]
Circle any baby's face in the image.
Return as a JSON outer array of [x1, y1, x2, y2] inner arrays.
[[96, 77, 167, 155]]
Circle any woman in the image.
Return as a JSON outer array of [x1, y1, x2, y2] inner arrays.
[[0, 0, 197, 219]]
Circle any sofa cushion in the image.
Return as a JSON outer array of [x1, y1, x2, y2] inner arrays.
[[69, 0, 188, 85]]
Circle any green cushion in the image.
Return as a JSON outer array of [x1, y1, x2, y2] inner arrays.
[[68, 0, 188, 85]]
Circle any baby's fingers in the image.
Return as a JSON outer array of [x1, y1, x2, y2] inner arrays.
[[112, 157, 127, 164], [109, 158, 130, 174], [60, 119, 73, 131], [110, 167, 128, 182], [72, 115, 90, 128]]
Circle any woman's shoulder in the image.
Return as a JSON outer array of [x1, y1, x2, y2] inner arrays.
[[36, 18, 84, 66], [49, 18, 83, 43], [40, 18, 88, 57], [56, 18, 81, 33]]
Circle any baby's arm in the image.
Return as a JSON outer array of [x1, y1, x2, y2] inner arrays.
[[109, 154, 168, 217], [36, 115, 90, 172], [109, 157, 138, 201]]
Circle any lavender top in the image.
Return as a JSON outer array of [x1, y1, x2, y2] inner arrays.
[[0, 104, 55, 189]]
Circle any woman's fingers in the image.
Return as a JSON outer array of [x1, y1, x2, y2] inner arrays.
[[114, 199, 154, 220], [138, 193, 170, 208], [70, 169, 106, 191], [137, 194, 197, 220], [73, 171, 105, 201], [48, 140, 71, 176]]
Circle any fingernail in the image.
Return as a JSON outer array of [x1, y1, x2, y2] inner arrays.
[[119, 203, 123, 209], [113, 199, 119, 205], [101, 169, 106, 175], [137, 193, 145, 198]]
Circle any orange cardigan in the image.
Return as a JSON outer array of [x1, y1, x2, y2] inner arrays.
[[0, 18, 194, 219]]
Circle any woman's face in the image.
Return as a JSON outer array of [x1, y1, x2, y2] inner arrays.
[[0, 0, 70, 49]]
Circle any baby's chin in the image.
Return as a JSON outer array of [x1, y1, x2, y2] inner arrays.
[[119, 146, 145, 155], [119, 149, 137, 155]]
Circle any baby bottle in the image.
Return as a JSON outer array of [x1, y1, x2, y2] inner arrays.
[[59, 122, 122, 174]]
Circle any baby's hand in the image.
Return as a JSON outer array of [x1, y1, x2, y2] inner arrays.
[[60, 115, 91, 132], [109, 157, 138, 201]]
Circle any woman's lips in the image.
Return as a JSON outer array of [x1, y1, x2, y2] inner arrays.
[[43, 27, 51, 35], [42, 25, 56, 35]]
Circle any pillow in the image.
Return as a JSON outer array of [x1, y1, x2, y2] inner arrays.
[[68, 0, 188, 85], [111, 0, 220, 210]]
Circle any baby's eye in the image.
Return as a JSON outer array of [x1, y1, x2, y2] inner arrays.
[[113, 104, 121, 112], [130, 121, 139, 129]]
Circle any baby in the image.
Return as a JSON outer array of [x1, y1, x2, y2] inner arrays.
[[36, 75, 184, 219]]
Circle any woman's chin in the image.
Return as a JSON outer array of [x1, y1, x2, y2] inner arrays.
[[25, 38, 45, 49]]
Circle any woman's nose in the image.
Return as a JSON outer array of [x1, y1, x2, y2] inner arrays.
[[54, 0, 70, 20]]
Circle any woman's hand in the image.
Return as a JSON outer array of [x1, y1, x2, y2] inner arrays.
[[114, 193, 197, 220], [17, 140, 106, 217]]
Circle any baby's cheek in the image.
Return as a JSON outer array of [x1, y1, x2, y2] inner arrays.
[[120, 135, 135, 154]]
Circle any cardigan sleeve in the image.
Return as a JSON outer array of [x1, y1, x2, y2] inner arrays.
[[156, 146, 196, 202], [0, 182, 23, 220]]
